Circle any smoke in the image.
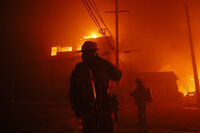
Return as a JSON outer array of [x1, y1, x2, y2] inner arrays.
[[108, 0, 200, 92], [2, 0, 200, 92]]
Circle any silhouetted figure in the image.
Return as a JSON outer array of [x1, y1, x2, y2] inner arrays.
[[130, 78, 152, 125], [70, 41, 122, 133]]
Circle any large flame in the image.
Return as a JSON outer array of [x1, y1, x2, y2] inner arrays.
[[83, 33, 100, 39]]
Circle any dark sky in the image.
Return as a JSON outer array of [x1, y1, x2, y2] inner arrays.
[[1, 0, 200, 92]]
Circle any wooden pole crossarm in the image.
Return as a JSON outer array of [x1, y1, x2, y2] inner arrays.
[[104, 10, 129, 13]]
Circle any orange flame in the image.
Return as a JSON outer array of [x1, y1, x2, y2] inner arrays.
[[83, 34, 99, 39], [51, 47, 58, 56], [60, 47, 72, 52], [51, 46, 72, 56]]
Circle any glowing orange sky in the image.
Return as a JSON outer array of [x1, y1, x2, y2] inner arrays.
[[2, 0, 200, 93]]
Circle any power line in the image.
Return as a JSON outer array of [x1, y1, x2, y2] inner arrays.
[[81, 0, 115, 49], [82, 0, 101, 30], [89, 0, 115, 40]]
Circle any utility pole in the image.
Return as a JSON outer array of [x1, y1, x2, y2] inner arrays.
[[105, 0, 129, 96], [115, 0, 120, 97], [115, 0, 119, 68], [185, 4, 200, 105]]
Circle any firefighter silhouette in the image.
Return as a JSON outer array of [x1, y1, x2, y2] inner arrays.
[[130, 78, 152, 124], [69, 41, 122, 133]]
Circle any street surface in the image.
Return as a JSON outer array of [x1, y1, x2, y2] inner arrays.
[[1, 101, 200, 133]]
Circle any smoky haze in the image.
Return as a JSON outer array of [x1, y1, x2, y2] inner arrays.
[[1, 0, 200, 92], [108, 0, 200, 92]]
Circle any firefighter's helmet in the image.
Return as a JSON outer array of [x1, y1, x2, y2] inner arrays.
[[81, 41, 99, 52], [136, 78, 143, 84]]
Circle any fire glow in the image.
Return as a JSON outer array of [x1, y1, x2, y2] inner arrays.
[[83, 34, 99, 39], [51, 46, 72, 56], [51, 34, 101, 56], [183, 92, 195, 97]]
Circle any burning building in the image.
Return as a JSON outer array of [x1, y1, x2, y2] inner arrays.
[[121, 71, 180, 103], [13, 36, 114, 103]]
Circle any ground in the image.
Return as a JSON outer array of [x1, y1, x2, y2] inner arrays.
[[1, 100, 200, 133]]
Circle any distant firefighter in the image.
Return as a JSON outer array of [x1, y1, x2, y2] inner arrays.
[[130, 78, 152, 124], [69, 41, 122, 133]]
